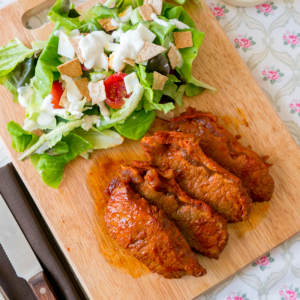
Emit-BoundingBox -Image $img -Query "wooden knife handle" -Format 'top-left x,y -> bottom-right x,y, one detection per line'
28,271 -> 57,300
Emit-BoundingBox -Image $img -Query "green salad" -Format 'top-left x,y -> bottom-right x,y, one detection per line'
1,0 -> 216,188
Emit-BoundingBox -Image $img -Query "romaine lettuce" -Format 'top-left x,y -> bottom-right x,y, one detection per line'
90,3 -> 119,19
0,39 -> 37,77
148,19 -> 176,45
18,119 -> 85,161
0,41 -> 43,101
115,109 -> 156,140
73,127 -> 124,148
35,133 -> 92,188
7,121 -> 37,152
48,0 -> 82,31
163,4 -> 196,29
46,141 -> 69,156
35,22 -> 62,97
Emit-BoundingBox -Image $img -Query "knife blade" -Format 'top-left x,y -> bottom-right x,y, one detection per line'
0,285 -> 9,300
0,195 -> 56,300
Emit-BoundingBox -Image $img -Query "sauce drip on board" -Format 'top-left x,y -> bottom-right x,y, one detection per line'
230,202 -> 271,239
220,107 -> 250,132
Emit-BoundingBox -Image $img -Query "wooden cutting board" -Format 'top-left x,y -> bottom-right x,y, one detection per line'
1,0 -> 300,299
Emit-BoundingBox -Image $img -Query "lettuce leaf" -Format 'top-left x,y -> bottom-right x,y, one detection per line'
36,133 -> 92,188
186,82 -> 205,97
62,132 -> 92,161
18,119 -> 85,161
135,65 -> 174,113
48,0 -> 82,31
35,22 -> 62,97
148,19 -> 176,45
78,19 -> 103,33
0,73 -> 18,102
175,28 -> 204,81
163,4 -> 196,29
90,4 -> 119,19
173,28 -> 217,94
73,127 -> 124,148
0,40 -> 43,101
25,79 -> 44,121
118,0 -> 137,12
188,76 -> 217,94
130,7 -> 144,24
0,54 -> 41,103
162,83 -> 186,106
114,109 -> 156,140
37,154 -> 67,188
7,121 -> 37,152
46,141 -> 69,156
0,39 -> 37,77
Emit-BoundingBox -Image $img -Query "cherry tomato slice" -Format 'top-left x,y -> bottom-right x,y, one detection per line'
104,73 -> 131,109
81,63 -> 90,71
50,81 -> 64,109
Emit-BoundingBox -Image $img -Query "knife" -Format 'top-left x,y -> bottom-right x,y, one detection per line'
0,195 -> 56,300
0,285 -> 9,300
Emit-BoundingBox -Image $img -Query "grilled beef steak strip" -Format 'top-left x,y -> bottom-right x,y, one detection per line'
105,178 -> 206,279
170,107 -> 274,202
120,161 -> 229,259
141,131 -> 252,222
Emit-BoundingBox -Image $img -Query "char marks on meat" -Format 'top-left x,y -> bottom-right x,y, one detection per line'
141,131 -> 252,223
120,161 -> 229,259
105,178 -> 206,279
170,107 -> 274,202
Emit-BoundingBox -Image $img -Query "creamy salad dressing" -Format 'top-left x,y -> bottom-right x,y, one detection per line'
98,102 -> 110,119
82,115 -> 101,131
23,118 -> 38,131
37,94 -> 66,127
151,13 -> 169,27
17,85 -> 34,107
51,8 -> 189,126
61,75 -> 82,103
110,23 -> 156,72
169,19 -> 190,29
79,31 -> 113,70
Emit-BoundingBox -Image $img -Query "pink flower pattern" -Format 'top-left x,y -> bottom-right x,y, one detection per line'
262,66 -> 284,84
209,2 -> 229,21
227,291 -> 250,300
279,285 -> 300,300
256,2 -> 277,16
289,99 -> 300,116
283,31 -> 300,49
234,34 -> 256,52
252,252 -> 275,270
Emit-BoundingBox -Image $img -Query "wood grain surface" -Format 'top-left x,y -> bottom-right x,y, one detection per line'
1,0 -> 300,299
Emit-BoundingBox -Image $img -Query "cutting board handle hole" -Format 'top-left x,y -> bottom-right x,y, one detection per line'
21,0 -> 56,30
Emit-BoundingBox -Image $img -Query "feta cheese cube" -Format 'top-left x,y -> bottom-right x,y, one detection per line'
124,72 -> 139,94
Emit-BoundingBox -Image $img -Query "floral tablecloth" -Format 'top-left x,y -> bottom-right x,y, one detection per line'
1,0 -> 300,299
